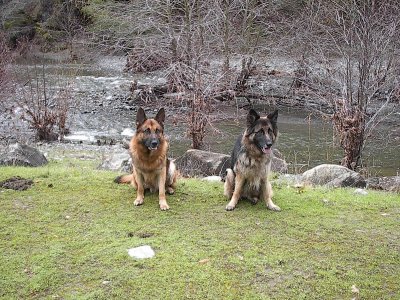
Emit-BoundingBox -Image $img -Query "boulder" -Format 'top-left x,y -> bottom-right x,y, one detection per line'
301,164 -> 366,188
275,174 -> 303,186
175,149 -> 230,178
366,176 -> 400,193
271,156 -> 288,174
0,143 -> 48,167
270,149 -> 288,173
98,150 -> 131,173
175,149 -> 288,178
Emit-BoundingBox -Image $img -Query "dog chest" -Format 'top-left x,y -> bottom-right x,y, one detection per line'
234,152 -> 271,177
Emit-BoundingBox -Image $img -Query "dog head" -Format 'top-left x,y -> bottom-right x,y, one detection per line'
135,107 -> 165,151
246,108 -> 278,154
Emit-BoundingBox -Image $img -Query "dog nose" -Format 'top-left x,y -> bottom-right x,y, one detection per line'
151,140 -> 158,148
266,141 -> 273,148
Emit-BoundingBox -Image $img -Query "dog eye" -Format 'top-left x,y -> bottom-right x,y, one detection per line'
144,128 -> 151,134
155,129 -> 160,134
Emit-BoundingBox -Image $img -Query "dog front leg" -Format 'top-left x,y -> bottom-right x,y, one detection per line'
158,167 -> 169,211
134,172 -> 145,206
261,180 -> 280,211
226,173 -> 244,211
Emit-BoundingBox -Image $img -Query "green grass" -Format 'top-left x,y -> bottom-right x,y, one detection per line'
0,159 -> 399,299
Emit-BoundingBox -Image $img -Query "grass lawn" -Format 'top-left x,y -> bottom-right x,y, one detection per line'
0,159 -> 399,299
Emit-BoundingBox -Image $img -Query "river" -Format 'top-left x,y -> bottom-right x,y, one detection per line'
5,52 -> 399,176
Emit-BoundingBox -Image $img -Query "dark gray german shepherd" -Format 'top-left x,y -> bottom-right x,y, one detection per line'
224,108 -> 281,211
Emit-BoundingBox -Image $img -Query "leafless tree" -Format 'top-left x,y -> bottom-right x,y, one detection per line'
289,0 -> 400,170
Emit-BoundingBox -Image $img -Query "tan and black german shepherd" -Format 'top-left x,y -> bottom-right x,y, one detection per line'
224,108 -> 281,211
115,107 -> 178,210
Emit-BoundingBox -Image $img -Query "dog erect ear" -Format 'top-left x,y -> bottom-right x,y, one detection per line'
268,110 -> 278,136
246,109 -> 260,135
247,109 -> 260,128
136,107 -> 147,129
155,107 -> 165,128
268,109 -> 278,125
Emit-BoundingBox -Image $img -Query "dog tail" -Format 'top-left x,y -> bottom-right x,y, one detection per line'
114,174 -> 133,184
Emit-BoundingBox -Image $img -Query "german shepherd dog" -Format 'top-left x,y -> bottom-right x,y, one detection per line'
224,109 -> 281,211
115,107 -> 178,210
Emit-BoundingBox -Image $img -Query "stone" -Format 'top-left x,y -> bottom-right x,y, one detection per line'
175,149 -> 288,178
98,149 -> 131,173
271,156 -> 288,174
0,143 -> 48,167
354,188 -> 368,195
175,149 -> 230,178
202,176 -> 222,182
301,164 -> 366,188
127,245 -> 155,259
275,174 -> 303,186
366,176 -> 400,193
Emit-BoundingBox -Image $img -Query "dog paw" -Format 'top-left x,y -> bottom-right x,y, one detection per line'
166,187 -> 175,195
225,204 -> 236,211
134,198 -> 144,206
267,204 -> 281,211
159,203 -> 170,210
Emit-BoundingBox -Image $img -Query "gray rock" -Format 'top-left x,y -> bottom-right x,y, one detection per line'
301,164 -> 366,188
175,149 -> 230,178
272,148 -> 284,159
202,176 -> 222,182
366,176 -> 400,193
0,143 -> 48,167
268,149 -> 289,173
175,149 -> 288,178
271,156 -> 288,174
275,173 -> 303,186
98,149 -> 131,173
354,188 -> 368,195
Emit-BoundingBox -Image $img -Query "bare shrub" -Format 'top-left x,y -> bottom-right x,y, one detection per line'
17,64 -> 73,141
165,62 -> 195,93
1,39 -> 75,142
289,0 -> 400,170
125,39 -> 171,73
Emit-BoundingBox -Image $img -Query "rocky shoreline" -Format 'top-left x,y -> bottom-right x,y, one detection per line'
1,143 -> 399,193
1,49 -> 399,178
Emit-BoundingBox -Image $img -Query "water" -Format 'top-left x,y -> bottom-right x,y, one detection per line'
8,54 -> 399,177
165,106 -> 399,176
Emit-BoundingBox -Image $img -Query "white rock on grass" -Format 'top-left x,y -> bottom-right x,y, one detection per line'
127,245 -> 155,259
202,176 -> 222,182
354,188 -> 368,195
